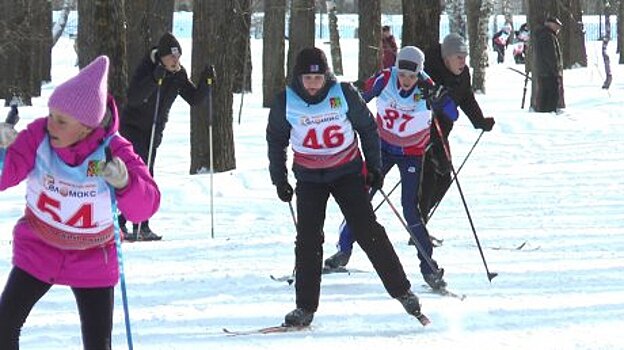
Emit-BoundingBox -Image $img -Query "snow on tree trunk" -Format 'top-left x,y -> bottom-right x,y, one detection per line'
466,0 -> 492,94
447,0 -> 467,38
52,0 -> 71,47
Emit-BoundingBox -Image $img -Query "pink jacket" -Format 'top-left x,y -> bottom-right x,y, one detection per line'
0,96 -> 160,288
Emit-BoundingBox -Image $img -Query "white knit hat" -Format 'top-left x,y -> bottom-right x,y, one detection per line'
395,46 -> 424,74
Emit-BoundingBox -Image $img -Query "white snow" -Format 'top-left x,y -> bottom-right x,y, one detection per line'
1,29 -> 624,350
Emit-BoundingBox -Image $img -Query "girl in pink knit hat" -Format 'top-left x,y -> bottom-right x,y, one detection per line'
0,55 -> 160,349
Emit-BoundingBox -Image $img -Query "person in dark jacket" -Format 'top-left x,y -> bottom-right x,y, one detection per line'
266,47 -> 424,327
119,32 -> 212,241
419,33 -> 495,221
532,17 -> 564,113
381,25 -> 398,69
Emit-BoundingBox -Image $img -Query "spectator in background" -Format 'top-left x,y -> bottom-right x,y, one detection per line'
381,25 -> 398,69
492,23 -> 512,64
533,17 -> 565,113
119,32 -> 213,241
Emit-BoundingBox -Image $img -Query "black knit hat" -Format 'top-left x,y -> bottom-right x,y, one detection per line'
293,47 -> 329,76
157,32 -> 182,58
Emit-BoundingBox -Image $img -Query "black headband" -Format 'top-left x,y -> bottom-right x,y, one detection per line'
398,60 -> 418,72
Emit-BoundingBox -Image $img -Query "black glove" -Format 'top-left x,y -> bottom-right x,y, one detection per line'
171,67 -> 189,85
200,64 -> 216,85
365,166 -> 384,191
6,104 -> 19,126
276,182 -> 294,202
428,85 -> 450,110
479,117 -> 495,132
153,64 -> 168,82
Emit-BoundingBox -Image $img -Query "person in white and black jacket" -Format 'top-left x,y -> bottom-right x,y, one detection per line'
266,47 -> 423,328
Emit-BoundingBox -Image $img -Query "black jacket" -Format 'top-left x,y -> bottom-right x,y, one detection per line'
121,49 -> 208,134
423,44 -> 488,135
533,25 -> 562,78
267,74 -> 380,185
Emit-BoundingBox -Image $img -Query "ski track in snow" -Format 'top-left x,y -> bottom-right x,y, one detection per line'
0,34 -> 623,350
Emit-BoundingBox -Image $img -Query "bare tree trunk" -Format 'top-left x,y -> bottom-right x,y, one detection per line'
77,0 -> 128,109
232,0 -> 253,93
124,0 -> 174,72
40,0 -> 52,83
618,0 -> 624,63
190,0 -> 236,174
447,0 -> 467,38
401,0 -> 441,54
559,0 -> 587,69
327,1 -> 343,75
262,0 -> 286,108
358,0 -> 380,83
0,0 -> 33,105
287,0 -> 316,83
601,0 -> 612,89
466,0 -> 492,93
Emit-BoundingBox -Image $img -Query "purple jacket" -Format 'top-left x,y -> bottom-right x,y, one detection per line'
0,96 -> 160,288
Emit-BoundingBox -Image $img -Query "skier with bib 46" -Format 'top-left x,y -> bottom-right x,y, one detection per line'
267,47 -> 427,327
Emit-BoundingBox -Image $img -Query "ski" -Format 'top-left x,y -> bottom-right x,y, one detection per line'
489,241 -> 540,252
223,325 -> 309,336
421,285 -> 466,301
270,274 -> 294,284
270,266 -> 366,284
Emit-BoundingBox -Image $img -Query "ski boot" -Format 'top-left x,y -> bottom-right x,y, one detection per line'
137,224 -> 162,241
423,268 -> 447,290
324,250 -> 351,269
283,308 -> 314,327
396,290 -> 421,317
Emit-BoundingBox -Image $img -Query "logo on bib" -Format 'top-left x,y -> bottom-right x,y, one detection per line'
329,97 -> 342,109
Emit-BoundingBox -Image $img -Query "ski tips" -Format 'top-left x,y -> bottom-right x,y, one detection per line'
416,313 -> 431,326
487,272 -> 499,281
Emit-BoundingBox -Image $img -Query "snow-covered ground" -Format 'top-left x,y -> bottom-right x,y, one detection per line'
1,31 -> 624,349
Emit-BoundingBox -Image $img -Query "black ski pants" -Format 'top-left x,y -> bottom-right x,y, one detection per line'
0,267 -> 114,350
294,172 -> 411,312
118,123 -> 163,228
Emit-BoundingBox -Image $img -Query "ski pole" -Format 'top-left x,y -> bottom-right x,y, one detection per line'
136,76 -> 163,238
432,117 -> 497,282
506,67 -> 531,109
378,188 -> 441,274
372,178 -> 400,213
105,148 -> 134,350
287,200 -> 297,228
287,200 -> 297,285
205,70 -> 215,239
426,130 -> 484,222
